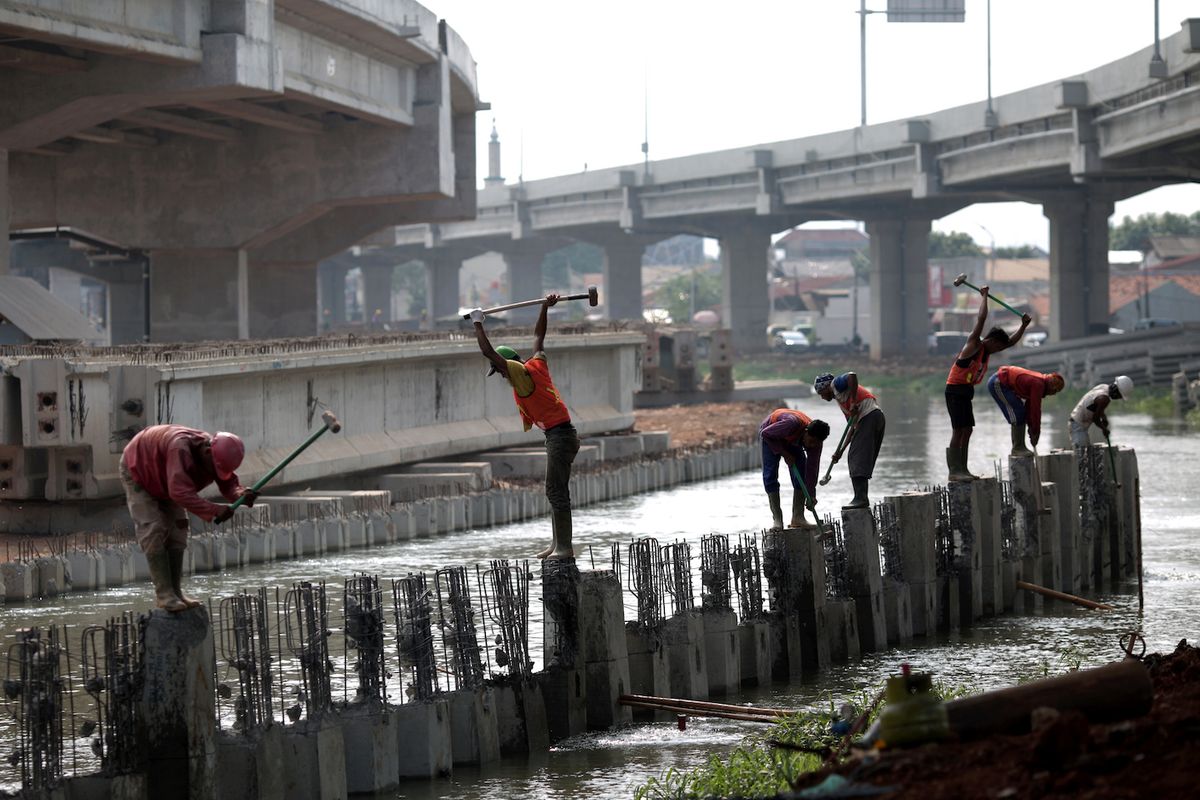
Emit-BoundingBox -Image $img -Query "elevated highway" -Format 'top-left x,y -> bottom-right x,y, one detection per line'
0,0 -> 480,340
375,19 -> 1200,357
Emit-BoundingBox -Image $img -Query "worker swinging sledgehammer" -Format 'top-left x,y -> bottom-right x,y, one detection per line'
759,409 -> 831,530
120,426 -> 258,612
471,294 -> 580,559
987,366 -> 1065,456
944,284 -> 1031,481
1068,375 -> 1132,447
814,371 -> 886,509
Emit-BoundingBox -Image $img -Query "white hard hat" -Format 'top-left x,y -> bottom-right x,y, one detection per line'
1113,375 -> 1133,398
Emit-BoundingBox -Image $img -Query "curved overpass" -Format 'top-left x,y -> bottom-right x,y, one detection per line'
0,0 -> 481,341
384,18 -> 1200,357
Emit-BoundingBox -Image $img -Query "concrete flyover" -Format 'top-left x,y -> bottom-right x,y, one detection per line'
0,0 -> 481,341
365,19 -> 1200,358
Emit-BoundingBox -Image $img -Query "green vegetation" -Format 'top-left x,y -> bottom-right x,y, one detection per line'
634,681 -> 973,800
993,244 -> 1041,258
392,261 -> 427,318
928,231 -> 985,258
656,268 -> 723,325
1109,210 -> 1200,252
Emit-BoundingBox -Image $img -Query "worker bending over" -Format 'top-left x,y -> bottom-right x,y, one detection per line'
120,426 -> 257,612
759,408 -> 831,530
988,366 -> 1065,456
472,294 -> 580,559
814,371 -> 885,509
1068,375 -> 1132,447
944,285 -> 1031,481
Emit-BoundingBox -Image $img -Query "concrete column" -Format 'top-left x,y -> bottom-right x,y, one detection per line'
947,482 -> 983,626
764,529 -> 829,673
540,557 -> 586,741
1043,196 -> 1114,341
150,249 -> 247,341
579,571 -> 632,729
1009,456 -> 1044,613
248,261 -> 317,338
600,238 -> 645,320
718,227 -> 772,354
1114,447 -> 1140,581
972,477 -> 1005,616
663,611 -> 709,699
1040,451 -> 1082,594
139,607 -> 217,800
888,491 -> 937,637
0,149 -> 9,275
317,262 -> 347,331
841,508 -> 887,652
502,243 -> 551,326
625,623 -> 670,720
866,217 -> 931,360
360,263 -> 393,329
425,254 -> 462,325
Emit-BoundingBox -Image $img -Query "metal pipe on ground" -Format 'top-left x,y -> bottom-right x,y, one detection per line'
1015,580 -> 1114,610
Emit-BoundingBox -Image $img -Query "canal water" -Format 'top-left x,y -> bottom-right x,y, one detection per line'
1,392 -> 1197,798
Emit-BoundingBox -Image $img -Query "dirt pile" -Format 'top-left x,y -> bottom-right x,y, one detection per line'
788,641 -> 1200,800
633,400 -> 777,449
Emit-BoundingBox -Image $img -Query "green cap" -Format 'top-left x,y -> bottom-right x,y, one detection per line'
489,345 -> 521,375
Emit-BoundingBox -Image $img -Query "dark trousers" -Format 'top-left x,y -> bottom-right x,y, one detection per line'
761,439 -> 807,494
848,408 -> 885,479
544,423 -> 580,512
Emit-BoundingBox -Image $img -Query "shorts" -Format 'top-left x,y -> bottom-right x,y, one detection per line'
944,383 -> 975,429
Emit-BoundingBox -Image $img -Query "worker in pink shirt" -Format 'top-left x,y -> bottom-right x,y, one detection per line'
120,425 -> 257,611
988,366 -> 1065,456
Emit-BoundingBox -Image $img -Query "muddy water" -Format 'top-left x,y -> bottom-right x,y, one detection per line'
1,392 -> 1197,799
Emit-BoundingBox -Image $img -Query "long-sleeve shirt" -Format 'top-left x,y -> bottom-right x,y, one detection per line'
123,425 -> 243,521
997,366 -> 1051,439
759,409 -> 822,496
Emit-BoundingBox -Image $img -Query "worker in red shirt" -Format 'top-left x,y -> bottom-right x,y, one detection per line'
120,426 -> 257,611
471,294 -> 580,560
759,408 -> 831,529
987,366 -> 1065,456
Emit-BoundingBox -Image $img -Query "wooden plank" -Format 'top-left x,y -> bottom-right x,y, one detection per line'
191,100 -> 324,134
122,109 -> 240,142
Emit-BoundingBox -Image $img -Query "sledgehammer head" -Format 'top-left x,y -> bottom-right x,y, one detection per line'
587,285 -> 599,307
953,273 -> 968,287
321,410 -> 342,434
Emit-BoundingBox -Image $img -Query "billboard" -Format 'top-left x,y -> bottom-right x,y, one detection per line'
886,0 -> 965,23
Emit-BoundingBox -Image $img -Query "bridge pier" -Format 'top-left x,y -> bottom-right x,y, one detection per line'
361,263 -> 394,329
502,242 -> 555,326
151,249 -> 248,341
600,237 -> 647,321
867,217 -> 930,360
1044,195 -> 1113,342
318,262 -> 348,330
425,254 -> 463,325
718,227 -> 771,354
0,149 -> 8,275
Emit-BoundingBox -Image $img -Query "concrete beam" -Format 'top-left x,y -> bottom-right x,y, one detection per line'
0,43 -> 89,74
192,99 -> 324,134
0,2 -> 204,64
122,109 -> 241,142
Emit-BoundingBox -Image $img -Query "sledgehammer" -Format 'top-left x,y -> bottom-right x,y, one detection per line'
227,410 -> 342,514
953,274 -> 1023,318
462,286 -> 600,319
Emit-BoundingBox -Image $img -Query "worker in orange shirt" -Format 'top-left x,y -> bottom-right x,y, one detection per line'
471,294 -> 580,559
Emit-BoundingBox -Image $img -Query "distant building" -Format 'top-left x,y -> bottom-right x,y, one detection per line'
1145,235 -> 1200,267
775,228 -> 868,262
1109,275 -> 1200,330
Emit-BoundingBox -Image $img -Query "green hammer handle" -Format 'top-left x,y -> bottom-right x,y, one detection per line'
956,276 -> 1023,317
228,410 -> 343,513
1104,431 -> 1122,488
788,462 -> 825,530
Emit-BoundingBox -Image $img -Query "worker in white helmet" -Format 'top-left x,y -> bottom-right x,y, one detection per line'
1068,375 -> 1133,447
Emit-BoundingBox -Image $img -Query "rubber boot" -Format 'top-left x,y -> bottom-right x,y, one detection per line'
548,509 -> 574,559
843,477 -> 870,509
146,551 -> 188,613
947,447 -> 973,482
959,444 -> 981,480
1010,424 -> 1033,457
536,509 -> 557,559
168,548 -> 201,608
768,492 -> 785,530
790,492 -> 815,529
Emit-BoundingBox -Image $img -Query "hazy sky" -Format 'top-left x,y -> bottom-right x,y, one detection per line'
435,0 -> 1200,249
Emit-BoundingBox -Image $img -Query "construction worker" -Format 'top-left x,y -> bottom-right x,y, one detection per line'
987,366 -> 1065,456
945,285 -> 1032,481
471,294 -> 580,559
1069,375 -> 1133,447
120,426 -> 257,612
814,372 -> 885,509
759,409 -> 831,530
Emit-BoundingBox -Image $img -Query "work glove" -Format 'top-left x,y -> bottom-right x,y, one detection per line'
544,293 -> 560,306
213,506 -> 234,525
469,308 -> 485,324
238,488 -> 259,508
